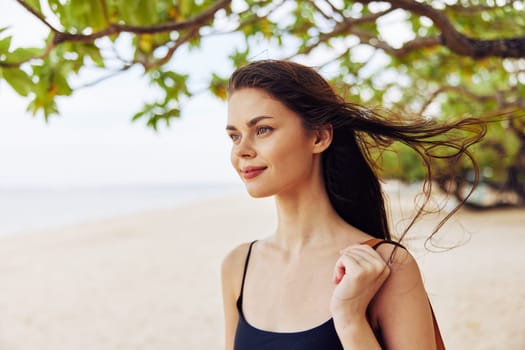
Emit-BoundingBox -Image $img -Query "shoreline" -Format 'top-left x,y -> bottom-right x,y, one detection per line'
0,183 -> 243,238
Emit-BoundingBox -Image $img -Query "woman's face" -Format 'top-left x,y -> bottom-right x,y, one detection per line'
226,88 -> 322,198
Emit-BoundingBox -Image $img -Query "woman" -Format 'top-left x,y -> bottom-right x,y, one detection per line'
221,60 -> 483,349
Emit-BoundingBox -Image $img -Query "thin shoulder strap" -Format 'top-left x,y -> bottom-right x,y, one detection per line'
361,238 -> 405,250
361,238 -> 446,350
239,240 -> 257,301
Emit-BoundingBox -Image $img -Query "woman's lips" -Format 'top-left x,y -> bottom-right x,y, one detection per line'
241,166 -> 267,180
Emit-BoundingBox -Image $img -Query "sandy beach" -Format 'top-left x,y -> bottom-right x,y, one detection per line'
0,190 -> 523,349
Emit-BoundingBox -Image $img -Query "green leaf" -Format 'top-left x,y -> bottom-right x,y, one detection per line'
82,44 -> 104,67
43,101 -> 59,120
136,0 -> 158,25
179,0 -> 194,18
54,73 -> 72,96
3,68 -> 33,96
138,34 -> 154,53
118,0 -> 144,24
132,110 -> 145,122
8,47 -> 43,62
24,0 -> 42,14
229,47 -> 250,68
88,0 -> 107,29
209,73 -> 228,100
0,36 -> 12,53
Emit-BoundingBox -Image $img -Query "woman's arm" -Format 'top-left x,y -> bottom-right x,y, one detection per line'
221,243 -> 250,350
371,244 -> 437,349
331,244 -> 437,350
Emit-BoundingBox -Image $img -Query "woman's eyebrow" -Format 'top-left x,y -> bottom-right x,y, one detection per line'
226,116 -> 273,131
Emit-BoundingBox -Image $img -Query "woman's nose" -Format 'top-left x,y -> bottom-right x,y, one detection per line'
234,138 -> 256,158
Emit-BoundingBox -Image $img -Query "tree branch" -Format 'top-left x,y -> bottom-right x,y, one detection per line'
145,28 -> 200,70
203,0 -> 289,41
358,0 -> 525,58
352,28 -> 441,57
75,64 -> 132,89
446,2 -> 513,15
325,0 -> 345,18
294,0 -> 524,60
292,7 -> 395,57
418,85 -> 523,115
16,0 -> 60,33
51,0 -> 230,45
306,0 -> 338,22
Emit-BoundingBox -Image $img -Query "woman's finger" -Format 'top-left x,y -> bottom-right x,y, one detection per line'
341,245 -> 388,269
343,246 -> 385,269
333,253 -> 362,283
335,246 -> 390,285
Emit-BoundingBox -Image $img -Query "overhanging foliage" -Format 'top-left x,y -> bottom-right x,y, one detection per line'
1,0 -> 524,206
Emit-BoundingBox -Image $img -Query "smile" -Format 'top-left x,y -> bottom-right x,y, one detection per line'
241,166 -> 267,180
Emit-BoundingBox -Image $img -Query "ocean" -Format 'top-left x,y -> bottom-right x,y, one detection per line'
0,183 -> 243,237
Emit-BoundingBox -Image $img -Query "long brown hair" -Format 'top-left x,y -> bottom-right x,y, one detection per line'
228,60 -> 485,245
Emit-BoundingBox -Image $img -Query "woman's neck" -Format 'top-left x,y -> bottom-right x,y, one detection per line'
271,179 -> 358,254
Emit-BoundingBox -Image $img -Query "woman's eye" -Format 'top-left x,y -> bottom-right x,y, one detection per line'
228,134 -> 241,142
256,126 -> 273,136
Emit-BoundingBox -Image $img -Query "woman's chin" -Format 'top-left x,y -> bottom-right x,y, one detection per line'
245,185 -> 273,198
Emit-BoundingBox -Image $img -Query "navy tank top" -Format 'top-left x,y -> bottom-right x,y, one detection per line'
233,240 -> 345,349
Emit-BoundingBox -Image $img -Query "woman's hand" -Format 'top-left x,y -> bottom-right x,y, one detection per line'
330,244 -> 390,326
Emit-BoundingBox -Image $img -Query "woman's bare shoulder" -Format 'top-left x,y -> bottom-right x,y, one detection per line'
370,241 -> 428,317
221,242 -> 254,297
374,242 -> 422,291
374,241 -> 415,266
370,243 -> 437,349
222,242 -> 253,272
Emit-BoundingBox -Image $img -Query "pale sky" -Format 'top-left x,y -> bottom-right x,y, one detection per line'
0,1 -> 243,188
0,2 -> 411,188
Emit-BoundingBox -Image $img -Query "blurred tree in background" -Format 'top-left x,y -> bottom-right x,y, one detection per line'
1,0 -> 524,207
